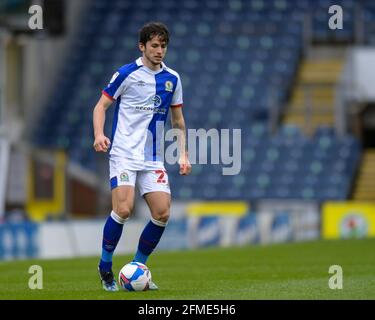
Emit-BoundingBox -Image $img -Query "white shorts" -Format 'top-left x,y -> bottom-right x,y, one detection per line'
109,158 -> 170,196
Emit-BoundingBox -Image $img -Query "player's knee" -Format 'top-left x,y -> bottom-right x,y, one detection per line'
153,209 -> 170,223
115,205 -> 132,219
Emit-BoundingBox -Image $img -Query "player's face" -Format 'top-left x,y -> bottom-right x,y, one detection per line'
140,36 -> 167,67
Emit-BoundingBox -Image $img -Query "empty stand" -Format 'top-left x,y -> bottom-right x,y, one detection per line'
34,0 -> 365,202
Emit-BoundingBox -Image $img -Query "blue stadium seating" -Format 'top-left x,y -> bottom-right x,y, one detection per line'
33,0 -> 364,202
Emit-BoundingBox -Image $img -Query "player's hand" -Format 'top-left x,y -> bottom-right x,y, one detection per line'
178,153 -> 191,175
93,134 -> 111,152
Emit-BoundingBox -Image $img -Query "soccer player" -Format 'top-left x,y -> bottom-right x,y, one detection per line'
92,22 -> 191,292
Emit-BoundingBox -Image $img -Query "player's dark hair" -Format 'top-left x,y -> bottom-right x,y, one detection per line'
139,22 -> 170,45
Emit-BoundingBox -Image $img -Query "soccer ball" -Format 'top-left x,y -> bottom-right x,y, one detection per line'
118,262 -> 152,291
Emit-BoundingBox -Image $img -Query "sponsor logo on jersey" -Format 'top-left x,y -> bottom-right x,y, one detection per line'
145,95 -> 162,107
152,95 -> 162,107
135,106 -> 167,114
136,106 -> 153,112
154,107 -> 167,115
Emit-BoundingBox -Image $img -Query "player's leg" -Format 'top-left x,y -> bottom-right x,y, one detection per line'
133,191 -> 171,264
131,170 -> 170,290
98,165 -> 136,291
134,191 -> 170,291
98,185 -> 135,291
99,185 -> 135,272
133,170 -> 171,265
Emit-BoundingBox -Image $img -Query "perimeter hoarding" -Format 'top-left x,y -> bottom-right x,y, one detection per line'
322,202 -> 375,239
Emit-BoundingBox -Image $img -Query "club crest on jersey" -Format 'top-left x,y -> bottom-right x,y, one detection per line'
165,81 -> 173,92
120,172 -> 129,182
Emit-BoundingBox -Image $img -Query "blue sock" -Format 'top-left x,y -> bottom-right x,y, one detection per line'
133,218 -> 167,265
99,211 -> 126,272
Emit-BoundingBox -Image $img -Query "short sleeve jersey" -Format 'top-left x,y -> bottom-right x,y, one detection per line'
102,57 -> 183,170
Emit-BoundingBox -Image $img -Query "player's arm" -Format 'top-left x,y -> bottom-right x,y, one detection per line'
170,106 -> 191,175
92,94 -> 113,152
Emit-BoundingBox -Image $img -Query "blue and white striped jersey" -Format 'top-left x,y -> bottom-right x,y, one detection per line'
102,57 -> 183,170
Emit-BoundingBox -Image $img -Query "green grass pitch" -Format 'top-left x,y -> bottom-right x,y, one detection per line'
0,239 -> 374,300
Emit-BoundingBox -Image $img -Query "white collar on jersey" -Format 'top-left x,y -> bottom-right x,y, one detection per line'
136,57 -> 168,72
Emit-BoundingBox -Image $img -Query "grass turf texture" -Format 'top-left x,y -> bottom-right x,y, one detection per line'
0,239 -> 374,300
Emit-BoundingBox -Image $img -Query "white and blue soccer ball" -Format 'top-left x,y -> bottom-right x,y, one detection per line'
118,262 -> 152,291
